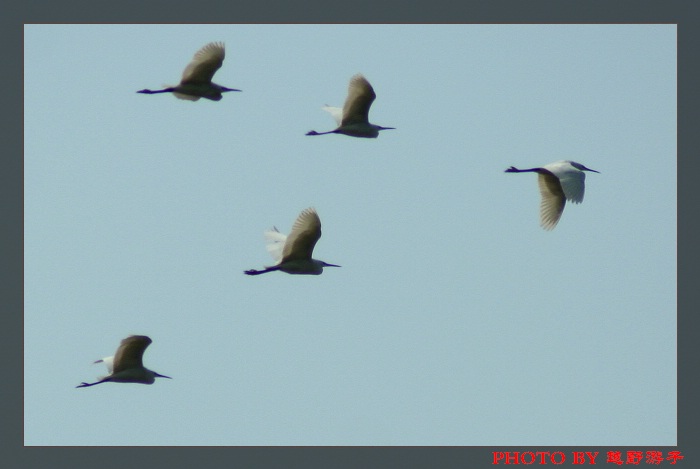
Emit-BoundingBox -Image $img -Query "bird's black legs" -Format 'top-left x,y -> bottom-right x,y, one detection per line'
244,266 -> 280,275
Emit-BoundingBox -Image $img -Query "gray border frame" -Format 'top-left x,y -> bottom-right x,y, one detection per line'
13,1 -> 691,467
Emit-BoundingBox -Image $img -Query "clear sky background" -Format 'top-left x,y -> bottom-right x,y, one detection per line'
24,24 -> 676,446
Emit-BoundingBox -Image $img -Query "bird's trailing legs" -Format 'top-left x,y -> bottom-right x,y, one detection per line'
76,379 -> 109,388
505,166 -> 542,174
137,88 -> 176,95
244,266 -> 282,276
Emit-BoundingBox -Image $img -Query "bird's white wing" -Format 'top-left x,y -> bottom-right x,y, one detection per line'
537,173 -> 566,230
94,356 -> 114,374
113,335 -> 151,373
341,74 -> 376,125
282,207 -> 322,262
181,42 -> 225,85
158,82 -> 201,101
172,92 -> 201,101
264,227 -> 287,263
557,170 -> 586,204
321,106 -> 343,126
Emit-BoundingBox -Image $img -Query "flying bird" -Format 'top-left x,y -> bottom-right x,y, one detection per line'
245,207 -> 340,275
76,335 -> 171,387
505,160 -> 600,230
306,74 -> 394,138
137,42 -> 240,101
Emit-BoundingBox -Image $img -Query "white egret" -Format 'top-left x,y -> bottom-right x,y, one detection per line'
76,335 -> 171,387
137,42 -> 240,101
245,207 -> 340,275
505,160 -> 600,230
306,74 -> 394,138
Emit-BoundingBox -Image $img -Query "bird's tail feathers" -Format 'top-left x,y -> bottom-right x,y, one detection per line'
94,356 -> 114,373
264,228 -> 287,261
321,106 -> 343,125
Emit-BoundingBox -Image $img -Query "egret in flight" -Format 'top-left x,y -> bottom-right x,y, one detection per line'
245,207 -> 340,275
76,335 -> 171,387
137,42 -> 240,101
306,74 -> 394,138
505,160 -> 600,230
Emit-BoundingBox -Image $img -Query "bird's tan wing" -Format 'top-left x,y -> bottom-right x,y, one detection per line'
112,335 -> 152,373
180,42 -> 225,85
341,74 -> 376,126
538,172 -> 566,230
281,208 -> 322,262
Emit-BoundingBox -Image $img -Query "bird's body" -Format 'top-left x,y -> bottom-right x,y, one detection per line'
245,207 -> 340,276
137,42 -> 240,101
306,74 -> 394,138
76,335 -> 171,387
505,160 -> 599,230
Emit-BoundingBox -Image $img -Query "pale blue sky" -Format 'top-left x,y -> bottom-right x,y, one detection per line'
24,24 -> 676,446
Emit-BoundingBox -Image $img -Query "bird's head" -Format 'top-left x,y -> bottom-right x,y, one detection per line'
570,162 -> 600,173
219,85 -> 242,93
312,260 -> 341,274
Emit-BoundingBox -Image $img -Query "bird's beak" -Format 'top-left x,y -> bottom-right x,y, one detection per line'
380,126 -> 396,130
155,372 -> 172,379
585,167 -> 600,173
324,263 -> 341,268
221,87 -> 242,92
